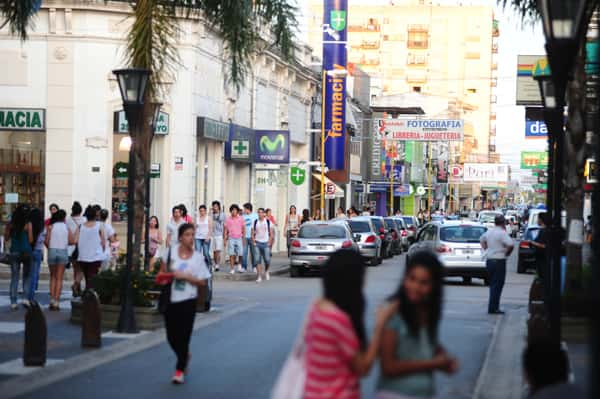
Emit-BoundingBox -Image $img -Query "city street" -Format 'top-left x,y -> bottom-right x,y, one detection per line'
0,250 -> 532,399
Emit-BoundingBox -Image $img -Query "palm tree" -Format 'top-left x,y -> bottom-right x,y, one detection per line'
1,0 -> 298,269
500,0 -> 596,298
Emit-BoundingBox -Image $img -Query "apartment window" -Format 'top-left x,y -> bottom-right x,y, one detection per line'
407,52 -> 427,66
467,88 -> 477,94
407,26 -> 428,49
412,86 -> 422,93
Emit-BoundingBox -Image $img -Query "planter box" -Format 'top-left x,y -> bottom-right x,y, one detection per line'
70,300 -> 163,330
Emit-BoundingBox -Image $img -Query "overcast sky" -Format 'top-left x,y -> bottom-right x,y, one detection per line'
295,0 -> 547,178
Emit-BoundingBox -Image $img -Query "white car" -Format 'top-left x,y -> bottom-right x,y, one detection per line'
478,211 -> 510,234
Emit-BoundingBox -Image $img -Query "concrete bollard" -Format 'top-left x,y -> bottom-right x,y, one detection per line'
81,289 -> 102,348
23,300 -> 47,366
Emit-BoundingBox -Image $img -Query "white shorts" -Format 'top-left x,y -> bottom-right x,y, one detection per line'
212,235 -> 224,252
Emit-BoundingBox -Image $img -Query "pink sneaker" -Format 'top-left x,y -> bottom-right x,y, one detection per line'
172,370 -> 185,384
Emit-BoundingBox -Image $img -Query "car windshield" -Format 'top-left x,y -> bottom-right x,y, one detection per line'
371,219 -> 384,231
440,226 -> 487,243
524,228 -> 540,241
348,221 -> 371,233
479,213 -> 500,223
384,219 -> 396,229
401,217 -> 414,227
298,225 -> 347,239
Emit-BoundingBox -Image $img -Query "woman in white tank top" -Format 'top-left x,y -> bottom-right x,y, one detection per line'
194,205 -> 212,267
75,206 -> 106,290
44,209 -> 74,310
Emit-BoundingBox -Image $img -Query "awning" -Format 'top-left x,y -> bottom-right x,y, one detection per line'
312,173 -> 345,198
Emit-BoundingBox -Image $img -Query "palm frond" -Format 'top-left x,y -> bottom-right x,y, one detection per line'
498,0 -> 540,24
0,0 -> 42,41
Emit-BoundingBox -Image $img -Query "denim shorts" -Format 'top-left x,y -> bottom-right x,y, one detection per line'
254,242 -> 271,266
227,238 -> 243,257
48,248 -> 69,265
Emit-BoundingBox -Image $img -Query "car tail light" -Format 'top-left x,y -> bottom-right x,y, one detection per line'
341,240 -> 353,248
436,245 -> 452,253
380,234 -> 385,240
379,227 -> 385,233
392,231 -> 398,240
291,239 -> 301,248
365,235 -> 376,243
519,241 -> 530,249
409,226 -> 416,231
401,230 -> 407,237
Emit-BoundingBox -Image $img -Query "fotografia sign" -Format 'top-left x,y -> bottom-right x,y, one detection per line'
375,119 -> 464,141
463,163 -> 509,183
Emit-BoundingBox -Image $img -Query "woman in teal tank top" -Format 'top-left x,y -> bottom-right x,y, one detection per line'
376,251 -> 459,399
3,205 -> 33,310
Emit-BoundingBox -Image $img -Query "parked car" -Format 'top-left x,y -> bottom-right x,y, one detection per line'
400,216 -> 419,244
392,217 -> 410,251
517,226 -> 540,274
346,217 -> 383,266
384,218 -> 403,255
369,216 -> 393,258
290,221 -> 359,277
407,221 -> 489,285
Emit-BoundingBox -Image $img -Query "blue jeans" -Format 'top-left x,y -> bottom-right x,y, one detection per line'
486,259 -> 506,313
29,249 -> 43,301
10,252 -> 32,305
254,242 -> 271,268
242,238 -> 256,270
194,239 -> 212,267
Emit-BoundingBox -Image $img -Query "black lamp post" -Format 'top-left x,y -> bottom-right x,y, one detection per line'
144,102 -> 162,270
536,0 -> 589,350
113,67 -> 151,333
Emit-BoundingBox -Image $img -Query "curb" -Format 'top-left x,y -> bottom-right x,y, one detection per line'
212,265 -> 290,281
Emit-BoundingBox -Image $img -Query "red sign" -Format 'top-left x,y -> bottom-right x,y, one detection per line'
325,182 -> 336,195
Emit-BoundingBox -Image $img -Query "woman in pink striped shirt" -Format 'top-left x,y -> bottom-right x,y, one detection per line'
304,250 -> 397,398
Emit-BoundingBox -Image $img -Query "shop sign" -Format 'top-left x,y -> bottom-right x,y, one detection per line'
225,124 -> 253,163
368,183 -> 389,193
322,0 -> 348,171
174,157 -> 183,171
0,108 -> 45,131
353,184 -> 364,193
254,130 -> 290,164
521,151 -> 548,169
290,166 -> 306,186
375,118 -> 464,141
516,55 -> 548,106
196,117 -> 229,142
525,120 -> 548,139
114,110 -> 169,135
150,163 -> 160,178
463,163 -> 509,183
394,184 -> 412,197
4,193 -> 19,204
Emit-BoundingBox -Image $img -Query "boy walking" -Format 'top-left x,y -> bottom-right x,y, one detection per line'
242,203 -> 258,272
252,208 -> 275,282
224,204 -> 245,274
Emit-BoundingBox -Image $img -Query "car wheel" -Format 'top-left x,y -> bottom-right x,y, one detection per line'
517,261 -> 526,274
290,266 -> 301,278
204,301 -> 211,312
463,276 -> 472,285
483,277 -> 490,286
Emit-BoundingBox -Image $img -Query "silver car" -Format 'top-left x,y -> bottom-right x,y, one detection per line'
290,221 -> 359,277
399,215 -> 419,244
391,217 -> 410,251
346,217 -> 382,266
407,221 -> 489,285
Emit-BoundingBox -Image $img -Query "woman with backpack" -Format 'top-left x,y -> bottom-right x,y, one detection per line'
28,208 -> 46,303
75,205 -> 106,290
67,201 -> 86,297
45,209 -> 74,310
4,205 -> 33,310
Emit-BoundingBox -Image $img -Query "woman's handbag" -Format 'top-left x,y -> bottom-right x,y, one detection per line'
0,237 -> 10,264
156,248 -> 173,314
270,304 -> 312,399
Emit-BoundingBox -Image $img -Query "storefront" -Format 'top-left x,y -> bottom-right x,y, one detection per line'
0,108 -> 46,229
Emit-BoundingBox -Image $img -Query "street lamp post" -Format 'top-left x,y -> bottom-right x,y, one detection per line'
113,68 -> 151,333
536,0 -> 589,350
144,102 -> 162,270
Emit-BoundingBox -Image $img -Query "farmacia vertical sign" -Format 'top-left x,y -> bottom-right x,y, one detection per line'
323,0 -> 347,171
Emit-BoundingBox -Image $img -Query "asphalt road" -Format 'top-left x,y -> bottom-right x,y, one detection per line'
9,249 -> 531,399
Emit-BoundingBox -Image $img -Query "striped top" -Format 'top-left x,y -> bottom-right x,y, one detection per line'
304,303 -> 360,399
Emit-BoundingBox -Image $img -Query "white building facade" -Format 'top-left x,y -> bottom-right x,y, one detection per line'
0,2 -> 317,252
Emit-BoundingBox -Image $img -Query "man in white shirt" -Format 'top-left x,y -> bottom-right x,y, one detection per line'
480,215 -> 514,314
252,208 -> 274,283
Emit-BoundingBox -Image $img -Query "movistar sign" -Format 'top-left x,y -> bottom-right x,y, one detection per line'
254,130 -> 290,164
0,108 -> 45,131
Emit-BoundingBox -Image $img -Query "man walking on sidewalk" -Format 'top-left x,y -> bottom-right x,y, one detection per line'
252,208 -> 274,283
242,203 -> 258,273
480,215 -> 514,314
224,204 -> 245,274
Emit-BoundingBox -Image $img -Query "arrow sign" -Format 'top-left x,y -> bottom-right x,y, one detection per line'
114,162 -> 128,178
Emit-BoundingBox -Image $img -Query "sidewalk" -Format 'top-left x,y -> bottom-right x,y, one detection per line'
0,252 -> 291,283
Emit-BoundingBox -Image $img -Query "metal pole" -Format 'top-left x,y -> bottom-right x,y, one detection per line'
428,143 -> 433,215
591,36 -> 600,399
320,69 -> 326,221
143,159 -> 151,271
117,105 -> 139,333
390,157 -> 394,216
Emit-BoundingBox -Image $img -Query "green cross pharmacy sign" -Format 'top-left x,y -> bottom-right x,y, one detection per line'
0,108 -> 45,131
290,166 -> 306,186
231,140 -> 249,159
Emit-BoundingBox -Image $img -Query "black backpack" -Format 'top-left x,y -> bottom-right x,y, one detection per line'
253,219 -> 271,239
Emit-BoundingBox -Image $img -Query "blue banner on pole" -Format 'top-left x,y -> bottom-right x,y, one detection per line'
323,0 -> 347,171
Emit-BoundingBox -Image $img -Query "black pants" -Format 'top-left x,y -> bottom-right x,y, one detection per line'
486,259 -> 506,313
164,298 -> 196,371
